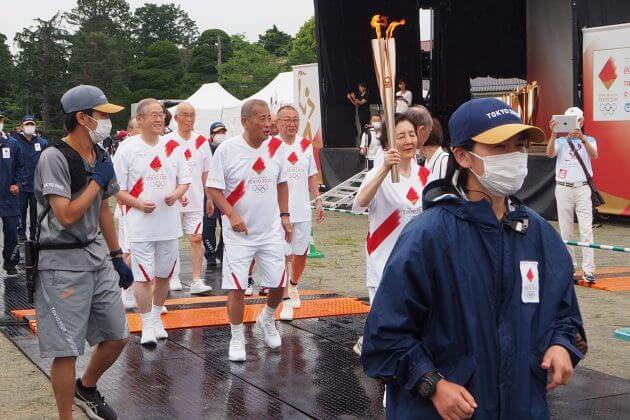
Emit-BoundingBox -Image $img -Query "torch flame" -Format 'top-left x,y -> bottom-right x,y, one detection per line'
370,14 -> 388,39
385,19 -> 406,39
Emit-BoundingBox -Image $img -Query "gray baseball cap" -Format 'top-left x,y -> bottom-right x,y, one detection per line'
60,85 -> 124,114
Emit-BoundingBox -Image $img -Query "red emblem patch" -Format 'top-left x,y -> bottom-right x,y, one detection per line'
406,187 -> 419,205
527,268 -> 535,282
149,156 -> 162,172
195,135 -> 206,149
252,157 -> 266,175
287,151 -> 299,165
300,138 -> 311,152
184,149 -> 192,161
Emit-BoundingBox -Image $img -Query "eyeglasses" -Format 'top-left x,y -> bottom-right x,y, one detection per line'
140,112 -> 166,120
279,118 -> 300,125
177,112 -> 195,119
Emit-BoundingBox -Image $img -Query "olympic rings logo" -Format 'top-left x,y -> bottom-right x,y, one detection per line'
599,103 -> 617,114
151,180 -> 167,189
288,173 -> 302,181
251,184 -> 269,193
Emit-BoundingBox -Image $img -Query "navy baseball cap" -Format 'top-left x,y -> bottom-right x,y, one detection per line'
448,98 -> 544,147
210,121 -> 227,133
22,115 -> 36,124
60,85 -> 124,114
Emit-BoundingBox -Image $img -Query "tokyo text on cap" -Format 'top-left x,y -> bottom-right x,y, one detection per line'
61,85 -> 124,114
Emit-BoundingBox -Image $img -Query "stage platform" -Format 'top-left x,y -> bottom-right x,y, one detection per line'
2,268 -> 630,419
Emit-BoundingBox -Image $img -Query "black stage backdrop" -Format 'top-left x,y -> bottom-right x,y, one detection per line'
314,0 -> 421,148
314,0 -> 527,148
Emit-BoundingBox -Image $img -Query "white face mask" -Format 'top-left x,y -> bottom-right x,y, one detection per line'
372,122 -> 382,130
0,122 -> 4,133
213,133 -> 227,143
23,125 -> 36,136
469,151 -> 528,197
86,116 -> 112,144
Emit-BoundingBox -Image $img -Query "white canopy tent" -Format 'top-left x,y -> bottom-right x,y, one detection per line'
167,82 -> 241,135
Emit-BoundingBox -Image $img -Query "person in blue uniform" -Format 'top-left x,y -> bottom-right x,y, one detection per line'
0,111 -> 26,275
14,115 -> 48,241
362,98 -> 586,420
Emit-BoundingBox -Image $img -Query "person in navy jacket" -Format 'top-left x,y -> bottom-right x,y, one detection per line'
0,111 -> 26,274
362,98 -> 586,420
14,115 -> 47,240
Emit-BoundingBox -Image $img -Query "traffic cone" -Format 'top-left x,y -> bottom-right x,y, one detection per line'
307,229 -> 324,258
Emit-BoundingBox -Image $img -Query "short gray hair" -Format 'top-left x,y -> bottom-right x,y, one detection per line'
405,105 -> 433,129
241,99 -> 269,118
277,105 -> 298,117
174,101 -> 195,116
136,98 -> 161,116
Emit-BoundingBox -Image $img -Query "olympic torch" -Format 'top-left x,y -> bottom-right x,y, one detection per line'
371,15 -> 405,183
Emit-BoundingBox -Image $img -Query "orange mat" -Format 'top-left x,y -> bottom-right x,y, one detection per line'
13,296 -> 370,334
164,289 -> 330,306
575,267 -> 630,292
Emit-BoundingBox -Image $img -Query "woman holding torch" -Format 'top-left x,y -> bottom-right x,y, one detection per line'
352,114 -> 430,355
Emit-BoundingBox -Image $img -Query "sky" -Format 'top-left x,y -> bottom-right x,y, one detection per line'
2,0 -> 315,52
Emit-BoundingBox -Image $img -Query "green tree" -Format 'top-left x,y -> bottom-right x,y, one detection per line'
230,33 -> 251,52
66,0 -> 133,38
288,17 -> 317,65
219,43 -> 287,99
133,3 -> 198,50
0,33 -> 15,99
258,25 -> 293,57
14,14 -> 70,129
180,29 -> 233,96
128,40 -> 184,102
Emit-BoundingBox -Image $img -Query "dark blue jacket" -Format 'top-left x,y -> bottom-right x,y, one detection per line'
0,133 -> 26,216
362,181 -> 585,420
14,132 -> 47,192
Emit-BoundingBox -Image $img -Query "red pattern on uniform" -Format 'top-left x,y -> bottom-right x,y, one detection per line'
126,178 -> 144,213
287,151 -> 299,165
418,166 -> 431,186
252,157 -> 266,174
226,180 -> 246,207
138,264 -> 151,282
268,137 -> 282,158
277,269 -> 286,288
300,138 -> 311,152
149,156 -> 162,172
406,187 -> 419,205
366,209 -> 401,255
167,259 -> 178,279
195,134 -> 206,149
164,139 -> 180,157
184,149 -> 192,161
231,273 -> 242,290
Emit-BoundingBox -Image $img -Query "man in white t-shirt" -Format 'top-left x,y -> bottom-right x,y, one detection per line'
546,106 -> 598,283
360,113 -> 384,170
395,79 -> 413,113
114,98 -> 191,346
207,99 -> 292,362
166,102 -> 214,295
275,105 -> 325,321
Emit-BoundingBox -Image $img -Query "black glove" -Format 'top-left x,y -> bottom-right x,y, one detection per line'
91,155 -> 115,189
112,256 -> 133,289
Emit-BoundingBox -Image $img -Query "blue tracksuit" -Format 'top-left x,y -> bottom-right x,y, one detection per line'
0,133 -> 25,265
14,132 -> 47,238
362,180 -> 585,419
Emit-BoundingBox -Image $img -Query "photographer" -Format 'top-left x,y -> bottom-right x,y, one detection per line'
33,85 -> 132,420
546,107 -> 598,283
359,113 -> 384,170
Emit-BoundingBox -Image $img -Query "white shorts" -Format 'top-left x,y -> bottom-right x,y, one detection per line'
222,241 -> 286,290
130,239 -> 179,282
118,212 -> 130,254
285,221 -> 311,256
181,211 -> 203,235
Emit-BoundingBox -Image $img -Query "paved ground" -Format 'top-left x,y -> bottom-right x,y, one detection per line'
0,211 -> 628,418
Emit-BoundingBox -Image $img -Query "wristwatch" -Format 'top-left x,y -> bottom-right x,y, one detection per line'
280,212 -> 290,218
417,371 -> 444,398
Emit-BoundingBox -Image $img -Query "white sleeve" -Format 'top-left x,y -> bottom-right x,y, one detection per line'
206,146 -> 226,190
406,90 -> 413,104
360,132 -> 367,148
202,142 -> 213,173
112,149 -> 129,191
351,169 -> 378,214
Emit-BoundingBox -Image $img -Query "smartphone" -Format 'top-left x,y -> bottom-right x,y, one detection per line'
552,115 -> 578,133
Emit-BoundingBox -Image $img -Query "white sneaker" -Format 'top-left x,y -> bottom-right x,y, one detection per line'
353,336 -> 363,356
170,276 -> 183,291
228,337 -> 247,362
190,280 -> 212,295
153,317 -> 168,340
244,277 -> 255,296
279,301 -> 294,321
288,285 -> 301,308
121,288 -> 136,310
140,323 -> 157,347
161,306 -> 168,314
256,314 -> 281,349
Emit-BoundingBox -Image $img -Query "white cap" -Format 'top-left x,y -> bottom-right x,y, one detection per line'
564,106 -> 584,120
